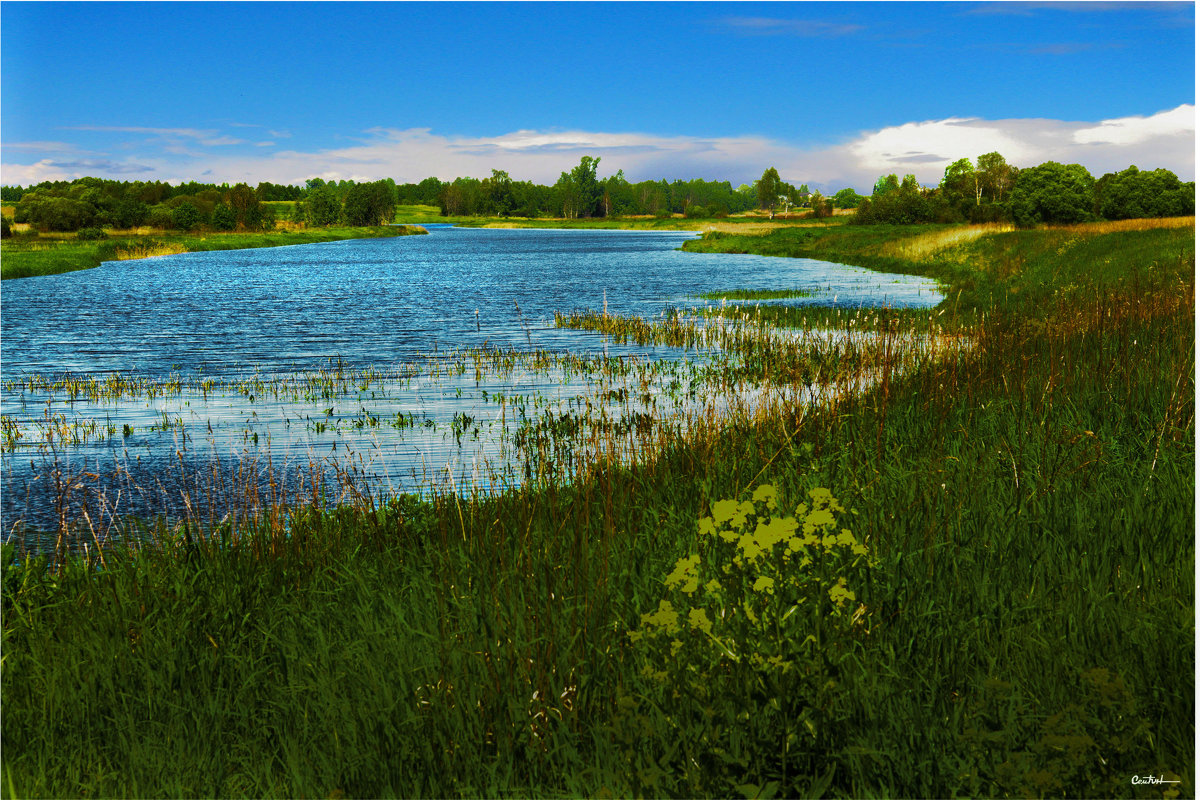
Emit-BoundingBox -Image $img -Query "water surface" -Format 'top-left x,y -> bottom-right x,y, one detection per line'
1,227 -> 942,542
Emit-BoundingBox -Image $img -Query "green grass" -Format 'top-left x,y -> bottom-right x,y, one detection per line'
0,225 -> 426,280
2,220 -> 1193,797
393,203 -> 445,222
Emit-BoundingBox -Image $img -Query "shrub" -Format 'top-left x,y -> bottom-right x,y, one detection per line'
147,206 -> 175,230
171,202 -> 201,231
75,227 -> 108,241
211,202 -> 236,231
0,217 -> 10,239
1009,161 -> 1095,227
621,484 -> 875,796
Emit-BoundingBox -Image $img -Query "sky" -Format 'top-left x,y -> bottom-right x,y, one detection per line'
1,1 -> 1194,193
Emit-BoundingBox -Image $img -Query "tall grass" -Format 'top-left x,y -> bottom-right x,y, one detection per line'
2,220 -> 1193,797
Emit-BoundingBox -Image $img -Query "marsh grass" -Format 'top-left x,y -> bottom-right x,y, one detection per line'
2,220 -> 1193,797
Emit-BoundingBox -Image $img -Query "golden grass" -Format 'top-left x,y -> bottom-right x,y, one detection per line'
1051,216 -> 1195,234
107,226 -> 159,236
115,243 -> 189,260
878,223 -> 1015,262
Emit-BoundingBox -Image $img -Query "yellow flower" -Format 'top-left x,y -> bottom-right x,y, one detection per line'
752,483 -> 779,510
664,554 -> 700,593
640,599 -> 680,633
752,575 -> 775,594
688,607 -> 713,634
828,577 -> 856,607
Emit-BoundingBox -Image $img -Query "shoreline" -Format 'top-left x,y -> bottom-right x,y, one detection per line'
0,224 -> 427,280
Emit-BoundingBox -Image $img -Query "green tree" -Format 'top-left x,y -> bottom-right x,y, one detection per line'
552,159 -> 602,219
112,196 -> 149,229
1009,161 -> 1095,226
809,190 -> 831,218
976,152 -> 1016,203
171,201 -> 201,231
1095,166 -> 1193,220
306,185 -> 342,226
941,158 -> 979,206
226,183 -> 263,230
211,202 -> 236,231
832,187 -> 864,209
343,180 -> 396,226
873,174 -> 901,196
480,169 -> 515,216
756,167 -> 782,218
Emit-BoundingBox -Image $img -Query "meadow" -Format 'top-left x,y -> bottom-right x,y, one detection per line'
1,216 -> 1193,797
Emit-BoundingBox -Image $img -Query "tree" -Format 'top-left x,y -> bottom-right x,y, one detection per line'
941,158 -> 979,206
809,190 -> 831,218
976,152 -> 1016,203
226,183 -> 263,230
832,188 -> 864,209
757,167 -> 782,218
172,201 -> 201,231
112,196 -> 149,229
1095,166 -> 1194,220
211,202 -> 236,231
480,169 -> 515,216
569,156 -> 602,217
873,174 -> 900,196
854,174 -> 952,225
307,185 -> 342,226
1009,161 -> 1095,226
343,180 -> 396,225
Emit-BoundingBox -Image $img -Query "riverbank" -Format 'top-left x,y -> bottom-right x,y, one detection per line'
0,224 -> 427,280
2,220 -> 1193,797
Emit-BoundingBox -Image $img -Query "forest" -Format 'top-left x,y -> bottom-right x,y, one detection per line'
1,151 -> 1193,237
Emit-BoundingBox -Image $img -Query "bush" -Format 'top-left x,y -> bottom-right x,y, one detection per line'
621,484 -> 874,795
0,217 -> 10,239
171,202 -> 201,231
76,227 -> 108,241
1009,161 -> 1095,227
147,206 -> 175,230
211,203 -> 236,231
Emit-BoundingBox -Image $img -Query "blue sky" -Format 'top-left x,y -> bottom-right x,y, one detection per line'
1,1 -> 1194,192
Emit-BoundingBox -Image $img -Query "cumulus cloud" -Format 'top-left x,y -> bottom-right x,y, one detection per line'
1073,104 -> 1195,145
2,106 -> 1193,191
810,104 -> 1194,189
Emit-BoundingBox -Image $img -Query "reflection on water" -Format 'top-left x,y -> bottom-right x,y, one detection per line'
1,228 -> 943,546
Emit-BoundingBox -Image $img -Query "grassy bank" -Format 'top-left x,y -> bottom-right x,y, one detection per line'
0,225 -> 426,280
2,220 -> 1193,797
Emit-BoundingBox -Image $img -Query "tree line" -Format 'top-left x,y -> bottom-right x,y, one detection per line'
2,152 -> 1192,236
852,152 -> 1194,226
1,177 -> 401,235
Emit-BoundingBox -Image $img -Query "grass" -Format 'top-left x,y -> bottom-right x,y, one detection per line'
1,219 -> 1193,797
0,225 -> 427,280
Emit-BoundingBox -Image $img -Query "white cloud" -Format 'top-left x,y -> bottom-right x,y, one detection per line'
811,105 -> 1194,189
1073,104 -> 1195,145
3,107 -> 1193,192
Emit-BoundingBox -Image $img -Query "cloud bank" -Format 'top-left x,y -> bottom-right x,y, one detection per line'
2,105 -> 1192,193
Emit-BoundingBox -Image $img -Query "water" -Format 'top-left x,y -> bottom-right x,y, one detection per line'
1,227 -> 941,543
